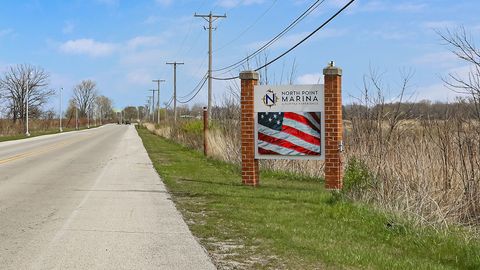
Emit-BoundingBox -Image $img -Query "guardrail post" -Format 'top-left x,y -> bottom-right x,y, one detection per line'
240,71 -> 260,186
323,61 -> 343,190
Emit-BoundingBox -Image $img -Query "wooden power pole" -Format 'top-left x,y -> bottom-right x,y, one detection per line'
166,61 -> 184,125
194,12 -> 226,119
152,80 -> 165,124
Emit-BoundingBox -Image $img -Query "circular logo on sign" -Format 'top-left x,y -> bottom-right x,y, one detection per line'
262,89 -> 277,107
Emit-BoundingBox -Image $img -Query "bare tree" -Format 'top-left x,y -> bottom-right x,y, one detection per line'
95,95 -> 114,122
0,64 -> 52,123
73,80 -> 98,117
65,98 -> 77,127
438,26 -> 480,119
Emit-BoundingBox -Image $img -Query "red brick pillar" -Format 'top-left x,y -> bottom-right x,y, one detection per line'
240,71 -> 260,186
323,62 -> 343,190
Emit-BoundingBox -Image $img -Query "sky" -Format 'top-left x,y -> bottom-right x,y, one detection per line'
0,0 -> 479,111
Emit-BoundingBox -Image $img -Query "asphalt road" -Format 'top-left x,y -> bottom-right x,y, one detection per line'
0,124 -> 215,270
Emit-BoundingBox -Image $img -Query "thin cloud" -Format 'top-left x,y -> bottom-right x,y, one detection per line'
422,20 -> 456,29
216,0 -> 265,8
58,34 -> 165,59
415,65 -> 472,102
394,3 -> 426,12
413,51 -> 459,68
414,83 -> 466,102
144,15 -> 160,24
120,49 -> 166,66
126,69 -> 153,84
296,73 -> 323,84
155,0 -> 172,6
0,28 -> 13,38
127,36 -> 164,50
59,39 -> 117,57
349,1 -> 427,13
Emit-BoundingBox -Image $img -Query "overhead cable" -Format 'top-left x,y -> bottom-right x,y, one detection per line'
178,73 -> 208,99
254,0 -> 355,72
176,76 -> 208,103
213,0 -> 326,73
213,0 -> 278,53
211,0 -> 355,81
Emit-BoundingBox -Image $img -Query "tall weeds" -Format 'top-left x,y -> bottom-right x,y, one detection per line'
144,71 -> 479,229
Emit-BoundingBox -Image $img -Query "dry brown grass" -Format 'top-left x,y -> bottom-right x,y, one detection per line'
0,118 -> 104,136
345,117 -> 480,228
0,119 -> 59,135
144,114 -> 479,230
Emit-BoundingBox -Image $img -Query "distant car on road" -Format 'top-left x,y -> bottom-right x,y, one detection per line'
125,120 -> 131,125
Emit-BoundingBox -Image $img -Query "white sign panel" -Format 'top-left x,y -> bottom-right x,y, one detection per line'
254,84 -> 325,160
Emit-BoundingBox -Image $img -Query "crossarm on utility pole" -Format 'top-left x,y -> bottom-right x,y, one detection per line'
194,12 -> 227,119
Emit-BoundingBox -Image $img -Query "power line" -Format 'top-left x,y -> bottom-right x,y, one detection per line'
166,96 -> 173,107
212,75 -> 239,81
211,0 -> 355,81
176,76 -> 208,104
254,0 -> 355,72
192,56 -> 208,79
173,0 -> 209,59
212,0 -> 326,74
178,73 -> 208,99
213,0 -> 278,53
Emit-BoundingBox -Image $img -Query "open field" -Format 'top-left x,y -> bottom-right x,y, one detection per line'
138,126 -> 480,270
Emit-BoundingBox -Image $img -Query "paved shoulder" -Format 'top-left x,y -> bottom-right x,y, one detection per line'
35,125 -> 215,269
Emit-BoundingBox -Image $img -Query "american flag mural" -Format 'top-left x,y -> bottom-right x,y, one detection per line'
257,112 -> 322,156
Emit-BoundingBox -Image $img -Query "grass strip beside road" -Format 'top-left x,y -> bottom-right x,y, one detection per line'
137,126 -> 480,269
0,126 -> 100,143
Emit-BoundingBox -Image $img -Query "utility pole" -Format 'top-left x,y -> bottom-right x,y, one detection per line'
166,62 -> 184,125
152,79 -> 165,125
75,105 -> 78,130
59,88 -> 63,132
194,12 -> 226,119
146,96 -> 152,121
25,72 -> 31,137
148,89 -> 156,123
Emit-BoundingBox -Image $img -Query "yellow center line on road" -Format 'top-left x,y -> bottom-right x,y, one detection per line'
0,134 -> 95,165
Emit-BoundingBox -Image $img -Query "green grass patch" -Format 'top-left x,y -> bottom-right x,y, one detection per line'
173,119 -> 220,135
137,126 -> 480,269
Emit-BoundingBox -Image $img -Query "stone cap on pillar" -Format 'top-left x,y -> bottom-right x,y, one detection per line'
239,70 -> 259,80
323,61 -> 342,76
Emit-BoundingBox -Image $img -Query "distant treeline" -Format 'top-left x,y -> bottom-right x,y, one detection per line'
343,99 -> 479,120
